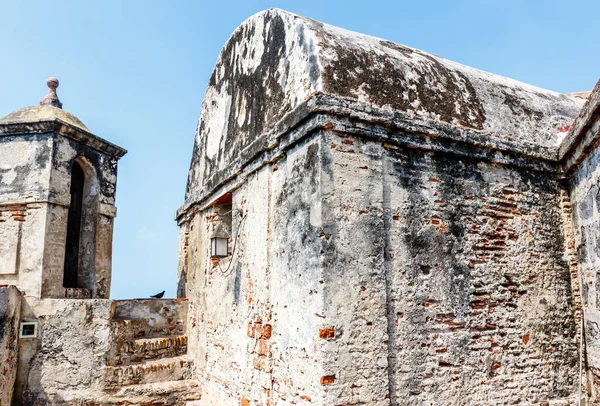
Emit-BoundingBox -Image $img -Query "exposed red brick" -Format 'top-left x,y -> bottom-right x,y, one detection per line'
262,324 -> 272,339
318,328 -> 335,339
320,375 -> 335,385
522,333 -> 530,345
241,397 -> 250,406
257,339 -> 270,356
247,322 -> 255,338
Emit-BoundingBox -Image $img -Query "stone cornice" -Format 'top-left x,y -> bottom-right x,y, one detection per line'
176,93 -> 562,222
0,199 -> 118,218
558,80 -> 600,174
0,118 -> 127,159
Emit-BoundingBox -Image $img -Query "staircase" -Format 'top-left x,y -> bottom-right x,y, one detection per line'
98,300 -> 201,405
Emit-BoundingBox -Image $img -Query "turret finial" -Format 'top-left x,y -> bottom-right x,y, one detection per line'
40,77 -> 63,109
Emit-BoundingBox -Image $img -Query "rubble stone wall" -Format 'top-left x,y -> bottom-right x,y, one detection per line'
0,285 -> 22,406
323,131 -> 578,405
11,297 -> 187,405
14,298 -> 114,405
179,137 -> 327,405
178,9 -> 584,405
180,127 -> 579,405
113,298 -> 187,337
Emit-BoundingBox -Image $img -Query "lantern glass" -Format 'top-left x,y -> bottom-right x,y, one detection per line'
211,237 -> 228,258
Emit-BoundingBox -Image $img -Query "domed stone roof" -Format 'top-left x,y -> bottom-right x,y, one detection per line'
0,77 -> 90,133
0,104 -> 90,132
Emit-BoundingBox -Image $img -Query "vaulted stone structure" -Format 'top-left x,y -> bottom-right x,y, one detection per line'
176,8 -> 600,406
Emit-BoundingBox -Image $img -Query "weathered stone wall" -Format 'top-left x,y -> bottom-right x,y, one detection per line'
113,298 -> 187,337
323,131 -> 578,405
14,298 -> 113,405
0,134 -> 52,298
183,9 -> 583,210
0,285 -> 22,406
178,8 -> 585,405
268,138 -> 325,405
179,137 -> 327,405
42,134 -> 119,299
11,297 -> 188,405
0,134 -> 53,204
570,134 -> 600,399
180,128 -> 580,405
0,127 -> 121,299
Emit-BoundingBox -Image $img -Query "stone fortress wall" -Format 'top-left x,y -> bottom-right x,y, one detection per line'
2,8 -> 600,406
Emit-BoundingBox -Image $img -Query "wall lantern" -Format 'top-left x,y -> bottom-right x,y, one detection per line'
211,237 -> 229,258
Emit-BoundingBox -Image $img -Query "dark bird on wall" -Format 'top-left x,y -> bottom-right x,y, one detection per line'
150,290 -> 165,299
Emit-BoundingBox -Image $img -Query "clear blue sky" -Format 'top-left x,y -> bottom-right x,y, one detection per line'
1,1 -> 598,299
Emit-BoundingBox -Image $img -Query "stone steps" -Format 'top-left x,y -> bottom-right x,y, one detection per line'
104,379 -> 202,405
114,379 -> 200,398
108,335 -> 188,366
80,380 -> 202,405
105,309 -> 195,399
104,356 -> 193,388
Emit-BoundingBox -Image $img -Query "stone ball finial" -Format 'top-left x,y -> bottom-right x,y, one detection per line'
40,76 -> 63,109
47,77 -> 59,90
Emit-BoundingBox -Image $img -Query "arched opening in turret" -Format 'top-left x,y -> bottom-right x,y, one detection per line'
63,161 -> 84,288
63,157 -> 99,292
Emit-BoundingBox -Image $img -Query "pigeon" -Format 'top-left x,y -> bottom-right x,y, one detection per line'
150,290 -> 165,299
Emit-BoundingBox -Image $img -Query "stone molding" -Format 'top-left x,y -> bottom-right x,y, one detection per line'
0,200 -> 117,218
0,118 -> 127,159
176,93 -> 562,222
559,80 -> 600,173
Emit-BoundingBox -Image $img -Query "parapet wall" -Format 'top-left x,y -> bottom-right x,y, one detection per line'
15,298 -> 114,405
12,297 -> 188,405
113,298 -> 187,337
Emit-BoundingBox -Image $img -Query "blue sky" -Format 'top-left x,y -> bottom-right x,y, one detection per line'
1,1 -> 598,299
